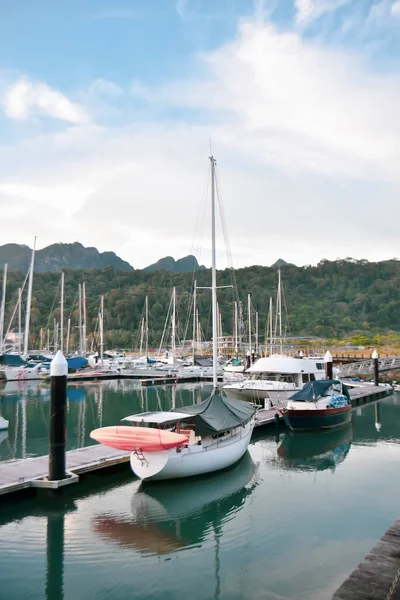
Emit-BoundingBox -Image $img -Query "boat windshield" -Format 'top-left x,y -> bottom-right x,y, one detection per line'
250,373 -> 295,383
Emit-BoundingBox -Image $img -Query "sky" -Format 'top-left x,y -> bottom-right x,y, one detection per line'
1,0 -> 400,269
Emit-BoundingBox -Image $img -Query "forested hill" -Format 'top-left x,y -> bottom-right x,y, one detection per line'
1,258 -> 399,349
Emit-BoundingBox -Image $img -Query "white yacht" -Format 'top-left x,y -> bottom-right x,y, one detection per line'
223,354 -> 326,405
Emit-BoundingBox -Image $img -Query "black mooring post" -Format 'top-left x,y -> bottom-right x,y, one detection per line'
372,349 -> 379,387
324,350 -> 333,380
49,351 -> 68,481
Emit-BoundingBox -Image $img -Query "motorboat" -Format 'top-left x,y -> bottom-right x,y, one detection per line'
223,354 -> 326,405
4,362 -> 49,382
223,357 -> 246,374
279,379 -> 352,431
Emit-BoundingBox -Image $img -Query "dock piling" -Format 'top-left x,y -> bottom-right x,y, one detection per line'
324,350 -> 333,380
372,349 -> 379,386
49,351 -> 68,482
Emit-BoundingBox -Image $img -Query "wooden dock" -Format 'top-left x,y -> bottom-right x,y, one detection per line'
332,518 -> 400,600
0,445 -> 130,497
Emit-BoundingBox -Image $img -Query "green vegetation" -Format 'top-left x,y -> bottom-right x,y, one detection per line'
1,258 -> 399,350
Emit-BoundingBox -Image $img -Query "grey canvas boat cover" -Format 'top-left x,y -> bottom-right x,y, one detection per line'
289,380 -> 350,402
182,393 -> 256,437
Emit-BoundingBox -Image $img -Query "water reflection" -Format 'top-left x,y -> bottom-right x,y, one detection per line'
277,425 -> 353,472
92,451 -> 258,556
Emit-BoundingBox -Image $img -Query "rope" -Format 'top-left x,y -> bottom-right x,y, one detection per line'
386,567 -> 400,600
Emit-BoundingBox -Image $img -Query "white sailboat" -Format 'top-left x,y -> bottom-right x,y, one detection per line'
90,156 -> 256,480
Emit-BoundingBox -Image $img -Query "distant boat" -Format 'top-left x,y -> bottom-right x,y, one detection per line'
279,379 -> 352,431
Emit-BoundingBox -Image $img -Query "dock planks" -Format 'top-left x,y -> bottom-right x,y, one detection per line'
332,518 -> 400,600
0,445 -> 129,497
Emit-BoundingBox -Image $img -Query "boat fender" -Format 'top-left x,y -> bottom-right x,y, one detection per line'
274,413 -> 280,426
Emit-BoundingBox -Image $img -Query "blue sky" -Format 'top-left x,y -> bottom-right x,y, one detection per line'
1,0 -> 400,268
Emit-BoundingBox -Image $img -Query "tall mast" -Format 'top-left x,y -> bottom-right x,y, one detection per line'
255,310 -> 259,356
269,297 -> 273,354
210,156 -> 218,389
66,319 -> 71,354
0,263 -> 7,354
82,282 -> 87,354
277,269 -> 282,353
192,280 -> 197,363
234,301 -> 238,356
171,287 -> 176,364
100,295 -> 104,362
23,237 -> 36,357
247,293 -> 251,354
18,287 -> 22,355
78,284 -> 82,354
54,318 -> 58,352
60,272 -> 64,353
139,317 -> 144,355
145,295 -> 149,360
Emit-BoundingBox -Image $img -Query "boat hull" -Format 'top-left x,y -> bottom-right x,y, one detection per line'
281,405 -> 352,431
223,384 -> 294,405
130,419 -> 255,481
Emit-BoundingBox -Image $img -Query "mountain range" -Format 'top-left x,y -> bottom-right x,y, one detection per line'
0,242 -> 287,273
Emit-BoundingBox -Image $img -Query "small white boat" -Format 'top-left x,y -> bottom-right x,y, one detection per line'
4,363 -> 49,382
223,357 -> 245,374
0,415 -> 9,430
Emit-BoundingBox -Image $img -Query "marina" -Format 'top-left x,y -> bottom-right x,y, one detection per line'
0,379 -> 400,599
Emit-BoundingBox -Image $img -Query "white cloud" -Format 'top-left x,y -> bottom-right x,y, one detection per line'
392,1 -> 400,16
89,78 -> 123,97
1,20 -> 400,268
2,78 -> 89,123
295,0 -> 351,25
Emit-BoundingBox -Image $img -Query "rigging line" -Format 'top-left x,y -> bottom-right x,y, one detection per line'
4,270 -> 30,342
67,288 -> 79,321
281,277 -> 291,335
215,164 -> 242,311
157,290 -> 173,355
43,277 -> 61,335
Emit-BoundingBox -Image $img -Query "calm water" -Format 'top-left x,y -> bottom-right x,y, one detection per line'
1,380 -> 400,600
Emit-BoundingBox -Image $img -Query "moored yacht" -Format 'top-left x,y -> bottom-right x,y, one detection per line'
223,354 -> 326,405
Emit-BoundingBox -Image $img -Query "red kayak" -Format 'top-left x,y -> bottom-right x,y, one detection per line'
90,426 -> 189,452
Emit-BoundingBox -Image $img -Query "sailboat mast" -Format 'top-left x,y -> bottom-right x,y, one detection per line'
171,287 -> 176,364
0,263 -> 7,354
100,295 -> 104,362
192,280 -> 196,363
23,237 -> 36,357
82,282 -> 87,354
278,269 -> 282,353
210,156 -> 218,389
234,301 -> 238,356
66,319 -> 71,354
255,311 -> 259,356
18,287 -> 22,355
78,284 -> 82,353
145,295 -> 149,360
139,317 -> 144,355
269,296 -> 273,354
60,272 -> 64,353
247,293 -> 251,354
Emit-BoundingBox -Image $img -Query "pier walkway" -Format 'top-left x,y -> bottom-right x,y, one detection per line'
0,445 -> 129,497
336,356 -> 400,378
332,518 -> 400,600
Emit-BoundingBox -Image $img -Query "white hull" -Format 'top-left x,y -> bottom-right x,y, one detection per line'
130,418 -> 255,481
224,382 -> 297,404
223,365 -> 245,374
0,416 -> 9,430
4,366 -> 47,382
